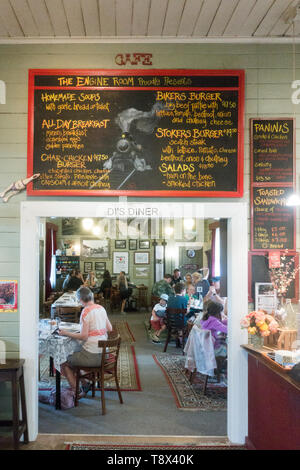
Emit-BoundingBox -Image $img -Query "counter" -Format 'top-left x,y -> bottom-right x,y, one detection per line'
242,344 -> 300,450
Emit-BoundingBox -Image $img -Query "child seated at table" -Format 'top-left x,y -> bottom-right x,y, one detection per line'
150,293 -> 168,343
200,300 -> 227,358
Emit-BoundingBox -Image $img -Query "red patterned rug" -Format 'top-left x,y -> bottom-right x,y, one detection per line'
153,353 -> 227,411
113,320 -> 136,344
65,442 -> 244,450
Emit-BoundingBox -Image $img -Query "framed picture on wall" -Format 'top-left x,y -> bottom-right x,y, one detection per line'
139,240 -> 150,249
82,239 -> 110,258
84,262 -> 93,273
113,252 -> 129,274
134,266 -> 150,278
0,280 -> 18,312
95,262 -> 106,272
134,252 -> 149,265
129,239 -> 137,250
115,240 -> 126,249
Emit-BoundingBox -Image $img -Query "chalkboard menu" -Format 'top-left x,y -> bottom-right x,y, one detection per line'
251,186 -> 295,250
251,118 -> 295,184
27,69 -> 244,197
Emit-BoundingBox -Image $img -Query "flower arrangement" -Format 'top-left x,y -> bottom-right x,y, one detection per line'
241,310 -> 279,338
268,250 -> 300,298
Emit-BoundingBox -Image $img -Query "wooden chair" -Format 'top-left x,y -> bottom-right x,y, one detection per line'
110,287 -> 121,313
102,287 -> 112,313
151,295 -> 160,308
55,306 -> 81,323
73,335 -> 123,415
136,285 -> 148,311
188,355 -> 227,393
41,300 -> 52,318
163,307 -> 188,355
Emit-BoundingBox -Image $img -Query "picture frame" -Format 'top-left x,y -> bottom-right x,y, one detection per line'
0,280 -> 18,312
134,266 -> 150,278
84,262 -> 93,273
113,252 -> 129,274
129,239 -> 137,250
139,240 -> 150,249
134,252 -> 150,265
115,240 -> 126,249
255,282 -> 277,314
82,239 -> 110,258
95,262 -> 106,272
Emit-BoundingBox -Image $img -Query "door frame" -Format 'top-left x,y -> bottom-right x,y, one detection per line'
19,200 -> 249,443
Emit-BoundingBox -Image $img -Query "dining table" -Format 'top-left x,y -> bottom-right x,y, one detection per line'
39,320 -> 81,409
50,292 -> 81,318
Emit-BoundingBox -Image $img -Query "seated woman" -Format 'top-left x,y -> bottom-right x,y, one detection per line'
117,271 -> 132,314
99,270 -> 112,297
200,300 -> 227,358
59,286 -> 113,395
85,271 -> 97,289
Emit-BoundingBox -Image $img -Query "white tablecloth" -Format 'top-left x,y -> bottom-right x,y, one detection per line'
39,321 -> 81,372
184,325 -> 217,377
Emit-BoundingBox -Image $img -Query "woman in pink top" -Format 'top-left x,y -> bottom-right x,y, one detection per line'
59,286 -> 113,393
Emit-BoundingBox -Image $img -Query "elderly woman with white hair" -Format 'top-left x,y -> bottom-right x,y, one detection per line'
58,286 -> 113,395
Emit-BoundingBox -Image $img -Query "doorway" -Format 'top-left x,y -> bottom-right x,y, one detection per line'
19,201 -> 248,444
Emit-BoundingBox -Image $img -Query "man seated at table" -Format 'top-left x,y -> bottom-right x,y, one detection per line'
152,274 -> 174,298
64,270 -> 85,291
170,268 -> 182,287
150,293 -> 168,344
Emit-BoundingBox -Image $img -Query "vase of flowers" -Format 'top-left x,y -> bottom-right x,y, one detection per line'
241,310 -> 279,349
268,250 -> 300,329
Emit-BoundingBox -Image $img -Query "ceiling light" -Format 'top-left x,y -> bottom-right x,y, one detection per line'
92,226 -> 102,236
164,226 -> 174,236
183,218 -> 195,230
82,218 -> 94,230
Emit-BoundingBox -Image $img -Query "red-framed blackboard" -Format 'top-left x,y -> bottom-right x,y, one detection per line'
250,118 -> 296,251
250,118 -> 295,186
251,185 -> 296,251
27,69 -> 244,198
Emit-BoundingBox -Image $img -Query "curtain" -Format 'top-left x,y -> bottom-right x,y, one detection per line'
45,223 -> 58,299
205,249 -> 212,281
211,228 -> 216,278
